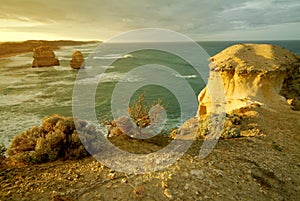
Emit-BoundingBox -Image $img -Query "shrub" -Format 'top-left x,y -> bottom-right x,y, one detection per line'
197,113 -> 242,139
7,114 -> 97,164
104,92 -> 164,138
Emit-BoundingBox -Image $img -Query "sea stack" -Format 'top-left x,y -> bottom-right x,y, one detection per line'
198,44 -> 300,115
32,46 -> 60,67
70,51 -> 85,69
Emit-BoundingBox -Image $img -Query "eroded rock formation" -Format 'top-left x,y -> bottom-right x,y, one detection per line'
198,44 -> 300,115
32,46 -> 60,67
280,58 -> 300,110
70,51 -> 85,69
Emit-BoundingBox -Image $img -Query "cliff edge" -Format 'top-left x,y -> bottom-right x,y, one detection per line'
199,44 -> 300,115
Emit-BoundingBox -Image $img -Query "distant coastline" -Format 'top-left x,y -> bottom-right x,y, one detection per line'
197,40 -> 300,56
1,40 -> 299,59
0,40 -> 100,58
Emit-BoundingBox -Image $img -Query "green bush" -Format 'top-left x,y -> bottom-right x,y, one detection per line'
7,114 -> 97,164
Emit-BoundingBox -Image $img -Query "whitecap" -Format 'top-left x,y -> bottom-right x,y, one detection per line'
53,66 -> 73,71
92,53 -> 133,60
174,74 -> 197,79
0,92 -> 43,106
123,54 -> 133,58
6,84 -> 37,89
45,80 -> 74,86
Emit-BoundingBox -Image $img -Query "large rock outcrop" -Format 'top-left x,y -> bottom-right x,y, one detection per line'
70,51 -> 85,69
32,46 -> 60,67
280,58 -> 300,110
198,44 -> 300,116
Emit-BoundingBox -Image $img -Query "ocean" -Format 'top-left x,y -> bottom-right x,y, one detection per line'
1,40 -> 299,147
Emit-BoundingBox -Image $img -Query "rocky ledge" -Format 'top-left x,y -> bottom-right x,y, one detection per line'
198,44 -> 300,115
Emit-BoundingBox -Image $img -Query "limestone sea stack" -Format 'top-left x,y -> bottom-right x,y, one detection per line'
32,46 -> 60,67
70,51 -> 85,69
198,44 -> 300,115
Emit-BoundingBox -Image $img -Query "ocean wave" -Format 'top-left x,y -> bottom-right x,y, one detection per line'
0,92 -> 43,106
93,54 -> 133,60
53,66 -> 73,71
25,73 -> 39,78
3,56 -> 32,67
77,72 -> 143,84
45,80 -> 74,86
174,74 -> 197,79
57,57 -> 72,61
6,84 -> 37,89
0,113 -> 41,147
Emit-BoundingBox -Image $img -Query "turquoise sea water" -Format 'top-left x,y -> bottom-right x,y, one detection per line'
0,40 -> 299,147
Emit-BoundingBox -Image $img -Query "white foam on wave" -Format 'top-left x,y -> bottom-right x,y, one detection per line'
6,84 -> 37,89
101,65 -> 115,69
3,54 -> 33,67
25,73 -> 39,78
0,113 -> 41,147
53,66 -> 73,71
57,57 -> 71,61
174,74 -> 197,79
46,80 -> 74,86
0,77 -> 21,86
77,71 -> 143,84
0,92 -> 43,106
93,53 -> 133,60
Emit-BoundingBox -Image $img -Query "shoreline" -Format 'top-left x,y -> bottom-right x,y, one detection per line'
0,40 -> 100,58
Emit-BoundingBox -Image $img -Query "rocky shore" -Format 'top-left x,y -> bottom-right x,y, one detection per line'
0,43 -> 299,201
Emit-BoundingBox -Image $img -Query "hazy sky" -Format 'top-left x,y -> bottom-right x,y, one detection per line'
0,0 -> 299,41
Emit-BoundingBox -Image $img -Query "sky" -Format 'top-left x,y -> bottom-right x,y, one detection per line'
0,0 -> 299,42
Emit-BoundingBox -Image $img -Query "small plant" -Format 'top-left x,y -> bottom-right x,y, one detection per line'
196,113 -> 242,139
7,114 -> 98,164
104,92 -> 164,138
128,92 -> 163,128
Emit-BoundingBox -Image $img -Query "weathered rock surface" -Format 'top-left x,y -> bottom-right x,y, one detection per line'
70,51 -> 85,69
280,59 -> 300,110
32,46 -> 60,67
198,44 -> 300,115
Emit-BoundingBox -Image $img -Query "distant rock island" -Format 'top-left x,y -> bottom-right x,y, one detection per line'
32,46 -> 60,67
70,51 -> 85,69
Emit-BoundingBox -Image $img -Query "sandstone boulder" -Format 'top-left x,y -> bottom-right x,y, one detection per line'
32,46 -> 60,67
70,51 -> 85,69
198,44 -> 299,115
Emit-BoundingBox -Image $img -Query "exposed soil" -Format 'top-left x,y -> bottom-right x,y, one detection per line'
1,104 -> 299,201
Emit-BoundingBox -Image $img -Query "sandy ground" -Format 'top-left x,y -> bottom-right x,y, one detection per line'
0,104 -> 299,201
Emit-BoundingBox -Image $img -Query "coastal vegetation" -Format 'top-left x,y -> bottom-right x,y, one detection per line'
6,114 -> 95,164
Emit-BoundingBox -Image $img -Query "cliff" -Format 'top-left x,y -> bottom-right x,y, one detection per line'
199,44 -> 300,115
1,44 -> 300,201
